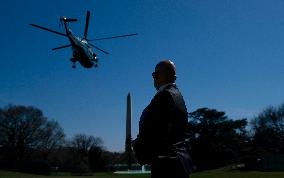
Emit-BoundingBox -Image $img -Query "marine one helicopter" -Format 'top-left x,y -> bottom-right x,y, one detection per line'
30,11 -> 137,69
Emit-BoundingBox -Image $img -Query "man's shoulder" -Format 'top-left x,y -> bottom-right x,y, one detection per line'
165,84 -> 179,93
154,88 -> 173,100
162,84 -> 181,99
151,89 -> 175,108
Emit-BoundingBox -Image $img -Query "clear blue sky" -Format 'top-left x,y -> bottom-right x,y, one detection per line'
1,0 -> 284,151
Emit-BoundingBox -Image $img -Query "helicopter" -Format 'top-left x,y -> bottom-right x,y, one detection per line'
30,11 -> 137,69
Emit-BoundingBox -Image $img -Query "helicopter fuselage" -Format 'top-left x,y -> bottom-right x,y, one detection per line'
64,23 -> 96,68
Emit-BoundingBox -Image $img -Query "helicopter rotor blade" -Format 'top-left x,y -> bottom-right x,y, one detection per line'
52,44 -> 72,51
89,43 -> 110,55
92,33 -> 138,41
83,11 -> 90,39
29,24 -> 67,37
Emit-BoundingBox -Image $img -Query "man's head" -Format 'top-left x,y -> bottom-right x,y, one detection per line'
152,60 -> 176,90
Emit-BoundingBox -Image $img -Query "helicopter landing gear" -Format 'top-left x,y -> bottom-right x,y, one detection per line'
70,58 -> 76,69
70,58 -> 76,62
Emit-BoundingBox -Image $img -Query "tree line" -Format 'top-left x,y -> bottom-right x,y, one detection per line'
0,105 -> 126,175
187,104 -> 284,171
0,103 -> 284,174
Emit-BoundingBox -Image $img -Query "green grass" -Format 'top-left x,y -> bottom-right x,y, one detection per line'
0,170 -> 284,178
190,169 -> 284,178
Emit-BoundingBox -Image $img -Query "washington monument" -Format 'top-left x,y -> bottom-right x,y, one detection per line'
125,93 -> 133,169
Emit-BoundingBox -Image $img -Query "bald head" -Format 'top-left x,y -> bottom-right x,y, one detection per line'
155,60 -> 176,78
153,60 -> 177,89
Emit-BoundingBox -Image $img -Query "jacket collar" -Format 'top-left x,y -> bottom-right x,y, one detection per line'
157,83 -> 176,93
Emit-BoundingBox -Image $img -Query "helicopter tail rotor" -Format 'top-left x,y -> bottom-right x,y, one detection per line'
58,17 -> 63,29
60,17 -> 78,23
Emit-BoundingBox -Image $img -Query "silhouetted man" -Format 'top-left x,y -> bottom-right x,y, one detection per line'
133,60 -> 192,178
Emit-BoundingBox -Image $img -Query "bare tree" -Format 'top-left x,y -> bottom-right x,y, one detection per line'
0,105 -> 65,167
71,134 -> 103,153
69,134 -> 103,174
251,103 -> 284,154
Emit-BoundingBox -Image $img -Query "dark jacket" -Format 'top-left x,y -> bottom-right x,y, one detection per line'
134,84 -> 188,164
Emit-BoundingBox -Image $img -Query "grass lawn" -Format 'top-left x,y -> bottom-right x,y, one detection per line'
0,170 -> 283,178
